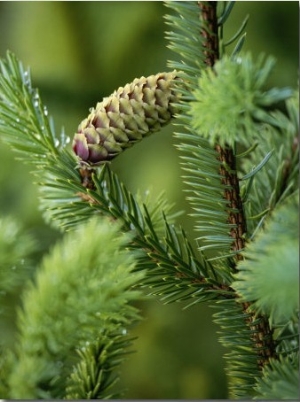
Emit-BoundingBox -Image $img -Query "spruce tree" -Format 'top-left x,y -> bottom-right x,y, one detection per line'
0,2 -> 298,399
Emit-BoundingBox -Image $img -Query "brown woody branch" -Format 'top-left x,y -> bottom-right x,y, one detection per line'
198,0 -> 277,368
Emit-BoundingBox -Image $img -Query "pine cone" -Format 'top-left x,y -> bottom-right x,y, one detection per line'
72,71 -> 179,166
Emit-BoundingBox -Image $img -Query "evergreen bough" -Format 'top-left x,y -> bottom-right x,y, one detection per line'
0,2 -> 298,399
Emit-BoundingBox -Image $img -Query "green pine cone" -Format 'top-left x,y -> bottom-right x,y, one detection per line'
73,71 -> 179,166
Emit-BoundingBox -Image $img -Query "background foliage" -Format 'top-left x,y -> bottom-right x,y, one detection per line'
0,2 -> 298,398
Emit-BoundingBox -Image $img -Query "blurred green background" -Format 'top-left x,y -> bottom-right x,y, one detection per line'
0,1 -> 298,399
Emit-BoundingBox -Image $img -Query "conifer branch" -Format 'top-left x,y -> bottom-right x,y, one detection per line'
65,332 -> 134,399
198,2 -> 278,389
78,165 -> 230,303
197,4 -> 277,390
165,1 -> 294,397
7,218 -> 143,399
0,50 -> 231,306
198,1 -> 246,263
0,52 -> 61,164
